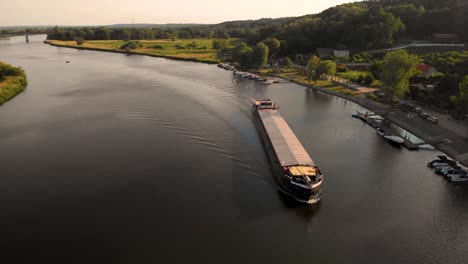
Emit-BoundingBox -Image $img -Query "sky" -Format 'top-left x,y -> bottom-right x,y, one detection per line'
1,0 -> 353,26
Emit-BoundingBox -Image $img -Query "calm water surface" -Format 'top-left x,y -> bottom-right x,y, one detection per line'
1,35 -> 467,263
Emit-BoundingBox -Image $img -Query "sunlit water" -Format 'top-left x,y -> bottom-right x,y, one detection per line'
1,35 -> 467,263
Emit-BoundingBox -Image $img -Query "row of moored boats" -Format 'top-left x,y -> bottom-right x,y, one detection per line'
218,63 -> 277,85
427,155 -> 468,183
352,111 -> 406,146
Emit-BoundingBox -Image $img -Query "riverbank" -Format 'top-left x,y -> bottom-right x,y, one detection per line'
0,62 -> 27,105
44,39 -> 223,64
267,72 -> 468,167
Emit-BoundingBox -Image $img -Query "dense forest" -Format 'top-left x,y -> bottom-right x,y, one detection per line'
46,0 -> 467,56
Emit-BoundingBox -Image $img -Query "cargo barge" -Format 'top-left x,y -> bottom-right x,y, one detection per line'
253,99 -> 323,204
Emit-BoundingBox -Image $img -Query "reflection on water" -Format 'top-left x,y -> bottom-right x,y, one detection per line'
0,35 -> 467,264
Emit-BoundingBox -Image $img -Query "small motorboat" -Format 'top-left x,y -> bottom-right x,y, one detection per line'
383,135 -> 405,145
263,79 -> 275,85
436,165 -> 460,175
376,127 -> 386,136
448,171 -> 468,183
376,128 -> 404,145
442,167 -> 463,177
428,159 -> 457,168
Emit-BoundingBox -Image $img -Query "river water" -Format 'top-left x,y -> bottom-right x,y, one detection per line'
1,35 -> 467,263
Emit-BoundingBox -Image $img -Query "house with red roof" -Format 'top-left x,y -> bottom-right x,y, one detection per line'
416,64 -> 439,77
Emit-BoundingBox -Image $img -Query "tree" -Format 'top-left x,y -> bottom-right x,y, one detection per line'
306,56 -> 321,83
313,60 -> 336,83
282,57 -> 293,68
94,27 -> 111,40
370,60 -> 384,79
75,37 -> 84,45
120,41 -> 143,51
232,42 -> 253,67
253,42 -> 269,67
450,76 -> 468,114
212,39 -> 227,51
380,50 -> 419,101
263,37 -> 280,55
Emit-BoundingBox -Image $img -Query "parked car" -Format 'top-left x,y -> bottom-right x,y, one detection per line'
407,105 -> 416,112
427,116 -> 438,123
418,112 -> 430,119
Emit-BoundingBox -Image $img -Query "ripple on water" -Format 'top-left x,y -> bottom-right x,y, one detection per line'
112,107 -> 265,180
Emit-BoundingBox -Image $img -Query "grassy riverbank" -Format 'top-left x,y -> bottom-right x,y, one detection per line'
45,39 -> 236,64
0,62 -> 28,105
259,68 -> 359,96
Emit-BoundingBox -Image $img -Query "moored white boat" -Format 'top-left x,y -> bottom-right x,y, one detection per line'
376,128 -> 404,145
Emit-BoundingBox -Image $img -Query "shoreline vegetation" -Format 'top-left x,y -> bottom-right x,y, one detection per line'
0,62 -> 28,105
44,39 -> 226,64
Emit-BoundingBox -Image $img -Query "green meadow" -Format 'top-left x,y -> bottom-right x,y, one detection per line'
46,39 -> 238,63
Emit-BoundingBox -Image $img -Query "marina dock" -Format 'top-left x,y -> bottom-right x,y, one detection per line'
354,111 -> 421,150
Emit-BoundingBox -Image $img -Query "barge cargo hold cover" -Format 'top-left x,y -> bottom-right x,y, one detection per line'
257,109 -> 316,167
253,99 -> 323,204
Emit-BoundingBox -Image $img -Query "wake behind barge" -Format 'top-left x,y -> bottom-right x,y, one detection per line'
253,99 -> 323,204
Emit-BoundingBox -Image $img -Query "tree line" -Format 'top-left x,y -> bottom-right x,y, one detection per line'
46,26 -> 230,41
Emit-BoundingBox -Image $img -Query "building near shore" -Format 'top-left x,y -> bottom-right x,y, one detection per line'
416,64 -> 439,77
333,50 -> 350,58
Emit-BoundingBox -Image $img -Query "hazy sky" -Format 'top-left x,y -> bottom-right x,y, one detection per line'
2,0 -> 353,26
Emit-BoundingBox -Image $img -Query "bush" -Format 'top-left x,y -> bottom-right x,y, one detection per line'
357,75 -> 364,84
174,45 -> 184,49
150,44 -> 164,49
0,63 -> 23,78
368,92 -> 377,100
75,37 -> 84,45
282,57 -> 293,67
364,75 -> 374,86
185,41 -> 198,49
336,64 -> 349,72
197,46 -> 207,50
120,41 -> 143,50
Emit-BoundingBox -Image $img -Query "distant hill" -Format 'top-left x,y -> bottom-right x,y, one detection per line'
105,23 -> 206,29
